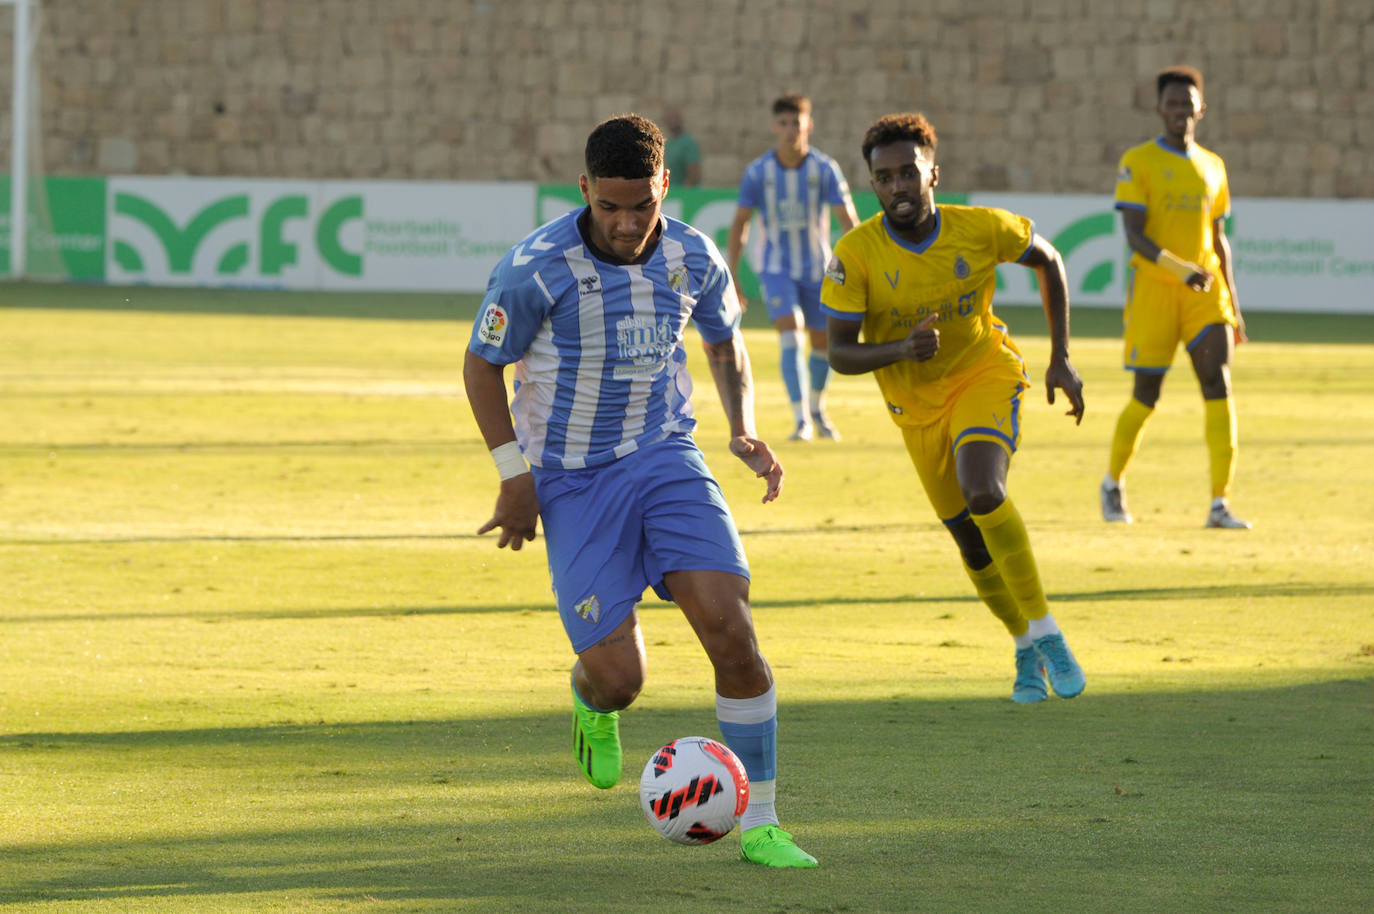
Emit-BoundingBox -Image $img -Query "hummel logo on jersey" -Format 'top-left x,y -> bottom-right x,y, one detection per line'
578,274 -> 603,297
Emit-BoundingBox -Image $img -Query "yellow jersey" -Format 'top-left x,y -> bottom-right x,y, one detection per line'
821,204 -> 1034,426
1114,137 -> 1230,279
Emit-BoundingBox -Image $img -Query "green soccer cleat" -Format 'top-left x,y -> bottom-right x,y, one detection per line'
1033,632 -> 1086,699
571,686 -> 621,789
1012,645 -> 1048,703
739,825 -> 818,868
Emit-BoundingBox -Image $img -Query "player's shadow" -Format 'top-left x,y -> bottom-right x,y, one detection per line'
1,281 -> 473,321
2,678 -> 1370,909
4,580 -> 1370,626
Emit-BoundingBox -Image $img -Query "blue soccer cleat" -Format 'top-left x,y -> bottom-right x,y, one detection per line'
1012,645 -> 1048,703
1033,632 -> 1086,699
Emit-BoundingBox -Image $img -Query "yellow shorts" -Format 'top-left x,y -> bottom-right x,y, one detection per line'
898,364 -> 1028,522
1123,265 -> 1236,372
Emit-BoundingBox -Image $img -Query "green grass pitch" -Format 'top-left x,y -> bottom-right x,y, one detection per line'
0,282 -> 1371,912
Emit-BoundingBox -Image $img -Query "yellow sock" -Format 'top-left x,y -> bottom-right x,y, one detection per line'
1108,397 -> 1155,481
971,499 -> 1049,621
1204,397 -> 1237,499
963,560 -> 1028,637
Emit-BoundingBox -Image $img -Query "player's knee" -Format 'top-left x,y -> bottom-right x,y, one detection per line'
586,670 -> 644,711
701,616 -> 763,670
962,486 -> 1006,517
1132,377 -> 1163,408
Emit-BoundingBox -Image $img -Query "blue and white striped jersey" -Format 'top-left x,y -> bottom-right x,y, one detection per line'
737,148 -> 853,283
468,208 -> 741,471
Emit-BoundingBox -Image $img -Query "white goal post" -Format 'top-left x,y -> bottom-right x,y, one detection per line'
2,0 -> 34,277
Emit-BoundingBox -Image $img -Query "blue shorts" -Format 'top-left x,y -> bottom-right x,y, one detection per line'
759,273 -> 825,327
533,434 -> 749,653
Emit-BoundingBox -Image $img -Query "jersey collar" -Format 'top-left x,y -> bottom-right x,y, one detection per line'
882,207 -> 942,254
1153,135 -> 1194,158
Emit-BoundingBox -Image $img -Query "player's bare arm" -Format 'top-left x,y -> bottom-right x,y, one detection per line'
826,313 -> 939,376
835,200 -> 859,233
702,332 -> 784,503
463,349 -> 540,549
1120,207 -> 1212,292
1020,235 -> 1085,424
725,206 -> 756,308
1213,217 -> 1247,344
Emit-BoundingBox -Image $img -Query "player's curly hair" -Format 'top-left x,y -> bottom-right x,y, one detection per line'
1157,65 -> 1204,99
861,112 -> 938,165
585,114 -> 664,180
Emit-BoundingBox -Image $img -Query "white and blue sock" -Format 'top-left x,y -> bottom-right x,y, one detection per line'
808,351 -> 830,415
779,331 -> 805,419
717,684 -> 778,831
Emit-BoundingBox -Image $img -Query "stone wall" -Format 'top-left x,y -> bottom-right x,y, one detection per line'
2,0 -> 1371,197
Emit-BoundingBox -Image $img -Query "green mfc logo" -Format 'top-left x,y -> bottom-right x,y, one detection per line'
108,182 -> 363,282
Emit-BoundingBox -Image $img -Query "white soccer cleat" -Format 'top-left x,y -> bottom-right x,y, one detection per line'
1100,477 -> 1133,523
788,420 -> 814,442
1206,500 -> 1252,529
810,411 -> 841,441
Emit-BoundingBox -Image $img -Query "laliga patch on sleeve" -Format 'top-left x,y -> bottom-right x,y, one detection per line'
825,254 -> 846,285
477,299 -> 509,346
1117,165 -> 1132,182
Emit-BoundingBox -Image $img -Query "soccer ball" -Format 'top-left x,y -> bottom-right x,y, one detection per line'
639,736 -> 749,845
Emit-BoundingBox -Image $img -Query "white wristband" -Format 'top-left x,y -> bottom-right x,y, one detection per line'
1156,248 -> 1202,284
490,441 -> 529,481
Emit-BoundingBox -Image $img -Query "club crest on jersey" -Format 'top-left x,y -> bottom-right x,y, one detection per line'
578,274 -> 603,298
667,265 -> 689,295
574,595 -> 601,624
477,301 -> 508,345
825,255 -> 846,285
954,255 -> 970,280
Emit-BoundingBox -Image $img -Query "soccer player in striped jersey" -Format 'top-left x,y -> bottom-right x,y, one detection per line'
821,113 -> 1088,703
727,93 -> 859,442
464,114 -> 816,867
1102,65 -> 1251,529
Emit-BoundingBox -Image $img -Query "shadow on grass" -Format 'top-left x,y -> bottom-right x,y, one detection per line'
6,282 -> 1374,344
1,679 -> 1371,911
0,281 -> 476,322
1,581 -> 1371,626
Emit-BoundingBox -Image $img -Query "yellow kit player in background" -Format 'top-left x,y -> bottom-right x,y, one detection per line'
1101,65 -> 1250,529
822,113 -> 1087,703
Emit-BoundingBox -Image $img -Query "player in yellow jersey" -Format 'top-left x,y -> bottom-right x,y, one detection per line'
1101,65 -> 1250,529
821,112 -> 1087,703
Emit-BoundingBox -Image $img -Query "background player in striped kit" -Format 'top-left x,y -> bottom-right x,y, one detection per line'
464,114 -> 817,868
727,93 -> 859,441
